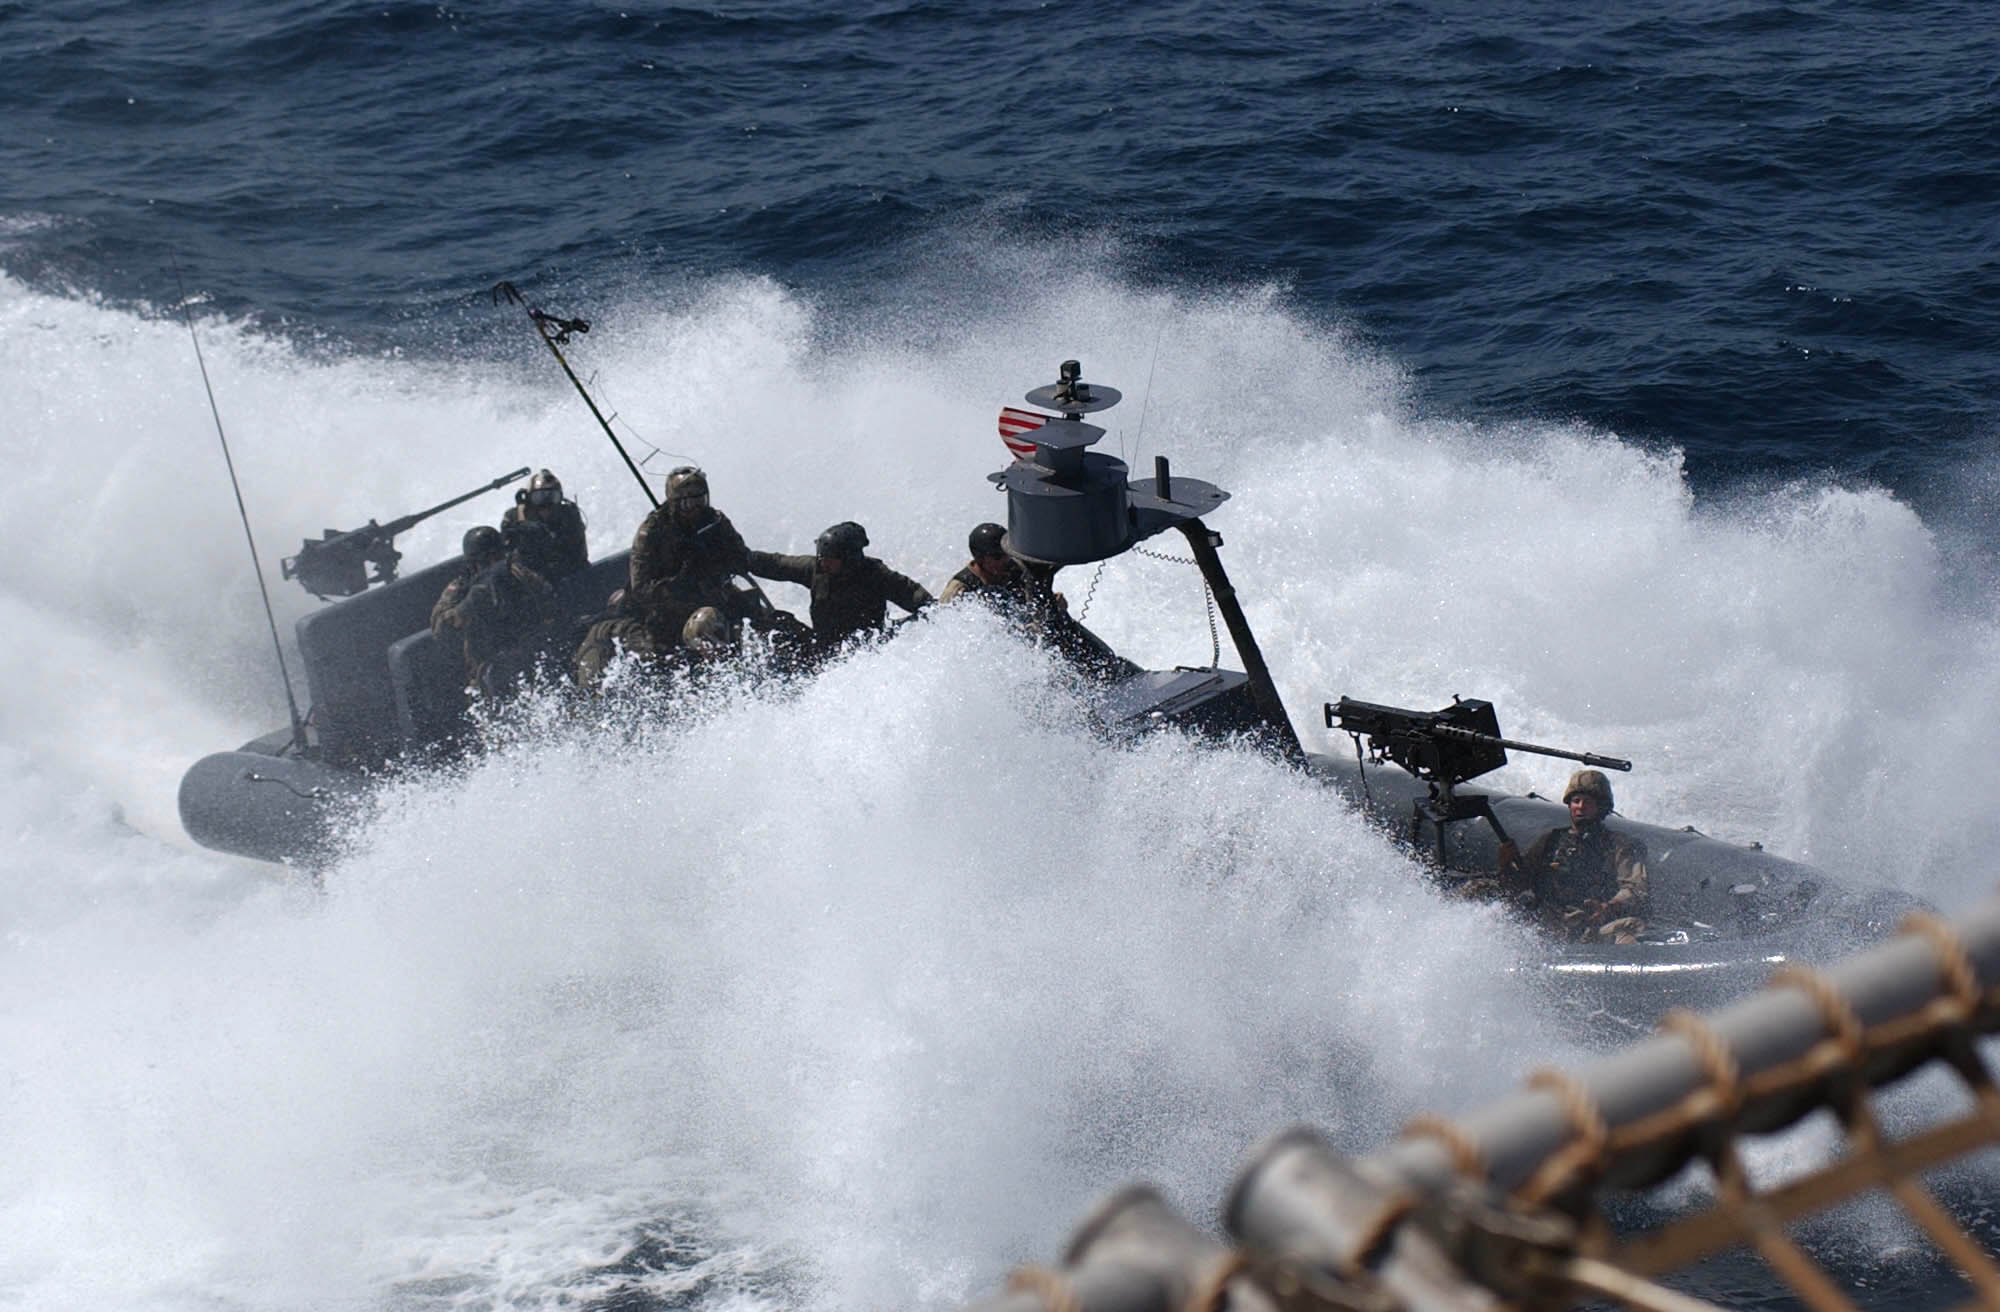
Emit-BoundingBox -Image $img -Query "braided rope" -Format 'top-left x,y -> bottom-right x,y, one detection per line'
1181,1251 -> 1250,1312
1710,1140 -> 1861,1312
1518,1067 -> 1612,1202
1006,1265 -> 1083,1312
1401,1114 -> 1487,1179
1653,1008 -> 1746,1124
1764,965 -> 1866,1088
1900,910 -> 1981,1007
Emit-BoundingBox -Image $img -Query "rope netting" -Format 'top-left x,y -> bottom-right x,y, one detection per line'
965,897 -> 2000,1312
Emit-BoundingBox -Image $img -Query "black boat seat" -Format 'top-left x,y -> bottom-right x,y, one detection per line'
387,628 -> 466,762
383,554 -> 632,759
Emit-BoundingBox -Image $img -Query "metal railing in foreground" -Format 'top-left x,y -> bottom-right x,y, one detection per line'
966,897 -> 2000,1312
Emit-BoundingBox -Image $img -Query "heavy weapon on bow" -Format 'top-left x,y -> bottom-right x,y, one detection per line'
1326,695 -> 1631,861
281,467 -> 531,599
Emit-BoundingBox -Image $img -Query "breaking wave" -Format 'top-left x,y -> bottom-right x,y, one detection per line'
3,254 -> 1997,1308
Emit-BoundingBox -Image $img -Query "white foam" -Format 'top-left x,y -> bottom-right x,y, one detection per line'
3,263 -> 1996,1308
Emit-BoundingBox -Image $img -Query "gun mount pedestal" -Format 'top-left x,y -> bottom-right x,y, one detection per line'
1327,696 -> 1631,867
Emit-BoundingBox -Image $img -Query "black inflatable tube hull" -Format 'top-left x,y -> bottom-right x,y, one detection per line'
176,747 -> 367,868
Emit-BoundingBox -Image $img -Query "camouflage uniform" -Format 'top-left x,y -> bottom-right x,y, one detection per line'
573,615 -> 659,693
628,503 -> 751,636
576,603 -> 734,697
501,499 -> 589,581
748,549 -> 932,650
431,557 -> 558,696
938,561 -> 1038,610
939,557 -> 1133,682
1502,823 -> 1649,943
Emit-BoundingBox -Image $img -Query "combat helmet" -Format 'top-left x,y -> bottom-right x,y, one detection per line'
664,466 -> 709,505
519,468 -> 564,508
682,606 -> 731,656
462,525 -> 505,560
815,521 -> 868,561
968,522 -> 1007,559
1563,769 -> 1615,813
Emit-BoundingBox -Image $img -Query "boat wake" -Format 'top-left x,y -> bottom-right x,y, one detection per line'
4,255 -> 2000,1308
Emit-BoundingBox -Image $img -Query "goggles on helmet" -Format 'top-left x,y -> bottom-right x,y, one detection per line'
526,487 -> 562,508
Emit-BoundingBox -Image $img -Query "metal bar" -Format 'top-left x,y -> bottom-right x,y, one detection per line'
1173,519 -> 1303,763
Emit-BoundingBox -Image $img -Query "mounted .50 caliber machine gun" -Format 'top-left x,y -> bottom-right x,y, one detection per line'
280,467 -> 531,600
1326,695 -> 1631,864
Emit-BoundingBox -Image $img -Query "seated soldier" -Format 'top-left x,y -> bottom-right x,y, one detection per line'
748,520 -> 932,653
629,466 -> 754,640
572,588 -> 653,694
575,602 -> 738,698
500,468 -> 589,581
1496,769 -> 1649,944
431,525 -> 558,698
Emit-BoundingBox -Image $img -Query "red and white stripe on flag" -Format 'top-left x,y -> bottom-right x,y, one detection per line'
999,406 -> 1051,458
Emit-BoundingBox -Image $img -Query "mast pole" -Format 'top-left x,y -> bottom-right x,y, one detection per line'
1174,518 -> 1304,763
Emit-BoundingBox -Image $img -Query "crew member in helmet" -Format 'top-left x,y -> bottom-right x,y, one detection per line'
938,521 -> 1030,607
629,466 -> 752,638
679,605 -> 736,661
1496,769 -> 1649,944
937,521 -> 1136,681
747,520 -> 932,653
574,596 -> 738,695
656,606 -> 743,700
500,468 -> 589,581
431,524 -> 558,696
572,588 -> 652,693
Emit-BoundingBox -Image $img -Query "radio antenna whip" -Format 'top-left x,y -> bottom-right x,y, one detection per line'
492,281 -> 659,509
1127,318 -> 1166,467
172,260 -> 306,749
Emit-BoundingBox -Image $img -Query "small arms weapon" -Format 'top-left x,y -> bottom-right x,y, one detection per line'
282,467 -> 531,600
1326,695 -> 1631,861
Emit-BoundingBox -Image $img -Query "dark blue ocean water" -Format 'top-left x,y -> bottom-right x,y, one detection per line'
6,4 -> 2000,1310
3,0 -> 1994,495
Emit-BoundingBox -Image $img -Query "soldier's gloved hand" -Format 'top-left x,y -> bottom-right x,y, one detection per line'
1579,898 -> 1609,925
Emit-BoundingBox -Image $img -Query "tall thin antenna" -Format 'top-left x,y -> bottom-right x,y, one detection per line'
172,261 -> 307,748
1128,318 -> 1166,468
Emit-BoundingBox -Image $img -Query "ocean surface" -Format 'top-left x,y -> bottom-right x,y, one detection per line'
3,1 -> 1997,1308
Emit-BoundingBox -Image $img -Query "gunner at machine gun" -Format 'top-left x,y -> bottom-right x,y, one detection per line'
1327,696 -> 1645,943
1498,767 -> 1649,944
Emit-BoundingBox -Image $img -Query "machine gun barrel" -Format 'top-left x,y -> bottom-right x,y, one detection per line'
1428,723 -> 1631,773
1325,695 -> 1631,788
373,466 -> 532,539
282,467 -> 532,598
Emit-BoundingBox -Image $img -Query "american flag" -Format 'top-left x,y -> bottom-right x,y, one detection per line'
999,406 -> 1052,459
